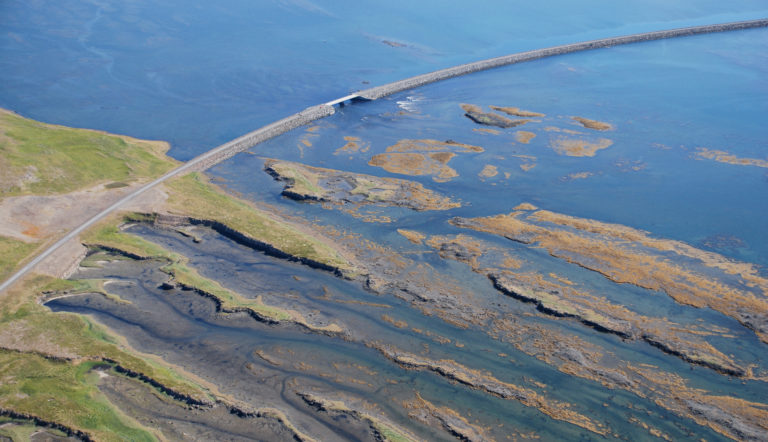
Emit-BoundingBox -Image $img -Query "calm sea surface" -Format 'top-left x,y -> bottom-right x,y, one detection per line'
1,0 -> 767,158
4,1 -> 768,440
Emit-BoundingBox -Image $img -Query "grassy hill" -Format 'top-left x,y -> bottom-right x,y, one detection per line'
0,108 -> 177,197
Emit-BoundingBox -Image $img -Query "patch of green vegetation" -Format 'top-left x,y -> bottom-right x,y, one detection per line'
0,419 -> 42,441
0,351 -> 155,441
349,178 -> 395,203
81,219 -> 174,259
0,109 -> 178,197
0,418 -> 75,440
83,219 -> 293,321
79,250 -> 123,268
0,274 -> 214,408
0,236 -> 39,282
122,212 -> 158,223
0,111 -> 224,439
41,275 -> 131,305
165,173 -> 355,273
373,423 -> 415,442
37,278 -> 107,303
164,262 -> 292,321
0,111 -> 350,438
275,164 -> 324,197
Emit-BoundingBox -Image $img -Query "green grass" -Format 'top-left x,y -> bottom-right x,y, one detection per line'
81,220 -> 174,260
165,173 -> 355,273
0,107 -> 179,307
0,111 -> 228,440
0,351 -> 156,441
0,276 -> 214,410
0,419 -> 45,441
268,162 -> 325,197
164,262 -> 292,321
0,111 -> 352,438
375,423 -> 416,442
0,236 -> 39,282
0,109 -> 178,197
82,220 -> 293,322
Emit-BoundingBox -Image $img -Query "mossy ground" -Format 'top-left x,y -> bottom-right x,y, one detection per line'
165,172 -> 354,273
0,110 -> 216,439
0,237 -> 38,282
0,274 -> 218,441
0,110 -> 353,438
0,109 -> 177,197
0,173 -> 349,438
0,418 -> 76,440
83,216 -> 294,322
163,261 -> 292,321
0,352 -> 155,441
0,107 -> 179,297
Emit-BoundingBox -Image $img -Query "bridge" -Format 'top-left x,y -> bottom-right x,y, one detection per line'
324,93 -> 364,107
1,18 -> 766,293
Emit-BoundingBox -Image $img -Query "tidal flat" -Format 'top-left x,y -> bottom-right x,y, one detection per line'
196,29 -> 768,440
2,18 -> 767,441
47,215 -> 767,440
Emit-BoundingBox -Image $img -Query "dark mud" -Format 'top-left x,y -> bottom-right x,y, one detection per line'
95,369 -> 298,442
47,222 -> 766,441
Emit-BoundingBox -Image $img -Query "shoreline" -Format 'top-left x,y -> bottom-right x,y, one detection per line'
3,18 -> 767,294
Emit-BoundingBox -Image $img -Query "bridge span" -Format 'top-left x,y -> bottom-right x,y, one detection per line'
324,94 -> 363,107
1,18 -> 766,293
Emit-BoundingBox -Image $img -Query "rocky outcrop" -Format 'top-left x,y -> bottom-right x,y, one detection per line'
263,159 -> 459,211
0,408 -> 93,441
102,359 -> 211,407
154,213 -> 346,277
452,208 -> 768,346
427,230 -> 749,377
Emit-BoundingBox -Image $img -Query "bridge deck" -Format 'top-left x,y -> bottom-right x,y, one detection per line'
324,94 -> 361,106
2,18 -> 766,293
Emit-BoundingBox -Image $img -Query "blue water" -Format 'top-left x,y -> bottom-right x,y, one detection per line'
46,224 -> 727,440
4,1 -> 768,439
1,0 -> 767,159
219,28 -> 768,266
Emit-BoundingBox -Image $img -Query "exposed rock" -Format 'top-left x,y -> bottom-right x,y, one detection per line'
572,116 -> 613,131
452,208 -> 768,345
298,391 -> 418,442
397,229 -> 426,245
427,233 -> 748,377
264,158 -> 459,211
684,399 -> 767,441
549,137 -> 613,157
694,148 -> 768,169
403,393 -> 490,442
491,106 -> 545,117
374,344 -> 607,435
489,273 -> 636,338
368,139 -> 483,183
461,104 -> 530,129
515,131 -> 536,144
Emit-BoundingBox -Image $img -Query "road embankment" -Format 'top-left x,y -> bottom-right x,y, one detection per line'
2,18 -> 766,294
357,19 -> 768,100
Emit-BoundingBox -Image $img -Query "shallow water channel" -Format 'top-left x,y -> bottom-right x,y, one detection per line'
48,223 -> 742,440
